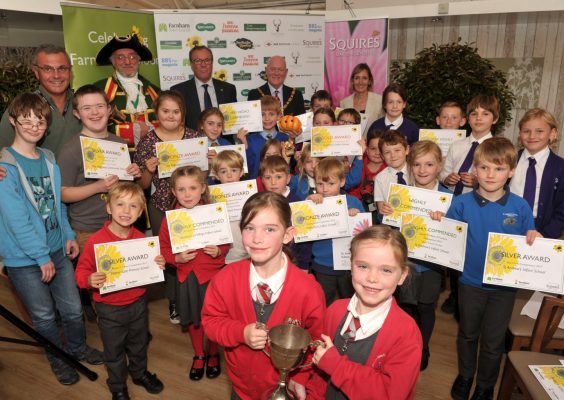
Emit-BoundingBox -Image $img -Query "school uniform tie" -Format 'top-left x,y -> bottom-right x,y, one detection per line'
257,282 -> 273,304
385,123 -> 394,130
396,171 -> 406,185
274,89 -> 281,107
266,133 -> 273,140
210,141 -> 219,147
523,157 -> 537,210
454,141 -> 479,195
202,83 -> 213,110
344,315 -> 361,341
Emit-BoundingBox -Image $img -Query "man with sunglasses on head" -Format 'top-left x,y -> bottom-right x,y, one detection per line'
0,44 -> 82,156
94,27 -> 160,148
171,45 -> 237,134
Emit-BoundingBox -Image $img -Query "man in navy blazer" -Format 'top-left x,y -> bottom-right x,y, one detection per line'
171,45 -> 237,132
247,55 -> 305,116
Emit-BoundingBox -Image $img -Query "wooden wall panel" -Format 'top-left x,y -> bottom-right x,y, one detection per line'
388,11 -> 564,156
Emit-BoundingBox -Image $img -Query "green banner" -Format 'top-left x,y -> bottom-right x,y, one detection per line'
61,5 -> 159,90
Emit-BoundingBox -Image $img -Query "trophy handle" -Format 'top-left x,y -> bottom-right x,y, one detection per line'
295,339 -> 326,369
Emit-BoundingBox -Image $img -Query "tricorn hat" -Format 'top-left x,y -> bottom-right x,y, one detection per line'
96,26 -> 153,66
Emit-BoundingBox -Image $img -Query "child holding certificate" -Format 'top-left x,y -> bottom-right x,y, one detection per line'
308,157 -> 364,305
202,191 -> 326,400
75,182 -> 165,399
367,83 -> 419,145
210,150 -> 248,264
403,140 -> 451,371
433,137 -> 539,400
307,225 -> 422,399
159,166 -> 229,381
237,95 -> 288,179
289,143 -> 318,200
509,108 -> 564,239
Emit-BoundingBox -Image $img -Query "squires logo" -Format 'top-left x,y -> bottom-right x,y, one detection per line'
218,57 -> 237,65
234,38 -> 254,50
222,21 -> 239,33
196,23 -> 215,31
328,32 -> 382,51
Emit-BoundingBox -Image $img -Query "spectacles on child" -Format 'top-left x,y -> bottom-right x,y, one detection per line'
16,119 -> 48,129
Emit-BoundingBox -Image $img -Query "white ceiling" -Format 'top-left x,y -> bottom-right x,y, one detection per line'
66,0 -> 325,11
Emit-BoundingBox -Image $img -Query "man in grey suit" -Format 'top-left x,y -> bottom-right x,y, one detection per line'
171,45 -> 237,133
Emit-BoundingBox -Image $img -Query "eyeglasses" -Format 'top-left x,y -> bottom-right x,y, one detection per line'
33,64 -> 71,74
16,119 -> 48,129
267,67 -> 286,73
78,104 -> 108,113
113,54 -> 140,62
338,119 -> 356,125
191,58 -> 213,65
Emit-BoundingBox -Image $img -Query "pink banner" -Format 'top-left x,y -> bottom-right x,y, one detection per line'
324,19 -> 388,107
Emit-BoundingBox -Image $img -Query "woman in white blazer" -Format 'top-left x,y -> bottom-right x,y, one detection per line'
340,63 -> 383,137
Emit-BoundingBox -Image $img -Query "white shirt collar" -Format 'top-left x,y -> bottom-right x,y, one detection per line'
195,76 -> 213,87
268,83 -> 283,94
523,146 -> 550,164
342,295 -> 392,339
249,253 -> 288,303
469,132 -> 493,143
384,115 -> 404,129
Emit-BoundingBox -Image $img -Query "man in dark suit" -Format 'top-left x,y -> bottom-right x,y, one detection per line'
247,55 -> 305,116
171,45 -> 237,132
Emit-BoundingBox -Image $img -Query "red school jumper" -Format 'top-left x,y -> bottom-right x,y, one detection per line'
202,259 -> 326,400
307,298 -> 422,400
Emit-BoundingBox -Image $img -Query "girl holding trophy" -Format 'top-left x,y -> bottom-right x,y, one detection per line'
202,192 -> 325,400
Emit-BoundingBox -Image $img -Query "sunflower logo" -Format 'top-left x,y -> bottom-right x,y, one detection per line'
312,128 -> 332,152
214,69 -> 229,81
120,146 -> 126,152
247,182 -> 254,189
221,105 -> 237,131
456,131 -> 464,138
352,127 -> 358,132
236,146 -> 243,152
401,215 -> 428,250
290,203 -> 316,236
439,196 -> 447,203
96,245 -> 124,284
538,366 -> 564,386
485,234 -> 518,277
148,240 -> 155,248
216,206 -> 223,212
186,35 -> 204,48
387,185 -> 411,220
456,225 -> 463,233
210,187 -> 227,204
419,130 -> 438,143
198,139 -> 205,146
554,244 -> 563,253
157,143 -> 180,175
82,138 -> 105,172
169,211 -> 195,247
336,198 -> 343,205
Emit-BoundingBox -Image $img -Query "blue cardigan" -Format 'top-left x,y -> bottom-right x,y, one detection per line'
368,116 -> 419,145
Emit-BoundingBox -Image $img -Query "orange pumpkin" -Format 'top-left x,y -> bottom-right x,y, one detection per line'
278,115 -> 302,135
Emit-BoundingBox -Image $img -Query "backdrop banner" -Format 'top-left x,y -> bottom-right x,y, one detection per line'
324,18 -> 389,107
153,11 -> 325,105
61,3 -> 159,90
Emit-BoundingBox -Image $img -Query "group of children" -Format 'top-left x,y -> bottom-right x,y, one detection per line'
0,78 -> 562,400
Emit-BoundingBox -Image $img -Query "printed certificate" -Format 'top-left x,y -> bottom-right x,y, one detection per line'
95,237 -> 164,294
528,365 -> 564,400
311,125 -> 362,157
482,234 -> 564,294
165,203 -> 233,253
219,100 -> 263,135
209,144 -> 248,173
209,180 -> 258,222
400,214 -> 467,271
290,195 -> 350,243
80,136 -> 133,180
156,137 -> 209,178
419,129 -> 466,157
382,184 -> 453,227
333,213 -> 373,270
294,112 -> 314,144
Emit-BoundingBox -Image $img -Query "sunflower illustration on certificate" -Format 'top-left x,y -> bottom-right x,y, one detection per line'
290,195 -> 350,243
209,144 -> 249,174
219,100 -> 263,135
333,213 -> 373,270
156,137 -> 209,178
95,237 -> 164,294
382,184 -> 453,227
482,234 -> 564,294
209,180 -> 257,222
419,129 -> 466,157
165,203 -> 233,253
311,124 -> 362,157
400,214 -> 467,271
80,136 -> 133,180
529,365 -> 564,400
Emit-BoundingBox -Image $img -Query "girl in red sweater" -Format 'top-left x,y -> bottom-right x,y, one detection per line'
202,192 -> 325,400
159,166 -> 229,381
307,225 -> 422,400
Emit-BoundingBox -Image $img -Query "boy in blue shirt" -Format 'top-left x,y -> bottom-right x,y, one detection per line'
433,137 -> 540,400
0,93 -> 102,385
